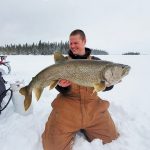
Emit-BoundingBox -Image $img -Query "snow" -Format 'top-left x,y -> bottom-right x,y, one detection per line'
0,55 -> 150,150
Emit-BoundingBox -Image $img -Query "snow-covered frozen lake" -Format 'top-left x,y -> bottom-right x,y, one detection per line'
0,55 -> 150,150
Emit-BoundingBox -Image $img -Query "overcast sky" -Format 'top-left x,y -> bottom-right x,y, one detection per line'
0,0 -> 150,54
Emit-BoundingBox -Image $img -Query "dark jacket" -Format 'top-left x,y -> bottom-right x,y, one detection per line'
55,48 -> 114,94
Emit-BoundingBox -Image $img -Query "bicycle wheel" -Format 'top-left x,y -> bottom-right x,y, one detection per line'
0,88 -> 13,113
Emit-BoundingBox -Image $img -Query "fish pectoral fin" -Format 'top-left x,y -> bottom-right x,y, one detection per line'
34,87 -> 44,101
19,86 -> 32,111
54,51 -> 67,64
93,82 -> 106,93
49,80 -> 59,90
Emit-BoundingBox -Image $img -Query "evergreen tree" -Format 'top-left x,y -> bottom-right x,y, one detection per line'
0,41 -> 109,55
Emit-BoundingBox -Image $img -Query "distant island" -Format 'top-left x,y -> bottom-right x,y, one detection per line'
122,52 -> 140,55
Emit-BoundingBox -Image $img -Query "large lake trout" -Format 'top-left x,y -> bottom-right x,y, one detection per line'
20,52 -> 131,110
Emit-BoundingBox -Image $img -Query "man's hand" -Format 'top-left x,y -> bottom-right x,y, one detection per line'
58,79 -> 71,87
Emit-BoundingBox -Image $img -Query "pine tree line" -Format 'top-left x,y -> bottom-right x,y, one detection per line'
0,41 -> 108,55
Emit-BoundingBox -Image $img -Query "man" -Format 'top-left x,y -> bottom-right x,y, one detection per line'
42,29 -> 119,150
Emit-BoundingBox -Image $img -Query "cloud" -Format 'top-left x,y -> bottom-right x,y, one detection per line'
0,0 -> 150,53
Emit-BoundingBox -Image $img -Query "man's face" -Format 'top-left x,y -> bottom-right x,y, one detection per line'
69,34 -> 86,55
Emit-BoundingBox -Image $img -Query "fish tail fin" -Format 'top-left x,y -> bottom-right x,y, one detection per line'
19,86 -> 32,111
34,87 -> 44,101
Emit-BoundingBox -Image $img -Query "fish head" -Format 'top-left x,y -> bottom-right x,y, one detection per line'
102,63 -> 131,86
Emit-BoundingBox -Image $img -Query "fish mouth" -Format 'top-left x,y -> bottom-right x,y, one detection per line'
122,65 -> 131,76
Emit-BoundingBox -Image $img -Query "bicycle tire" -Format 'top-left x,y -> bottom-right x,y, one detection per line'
0,88 -> 13,112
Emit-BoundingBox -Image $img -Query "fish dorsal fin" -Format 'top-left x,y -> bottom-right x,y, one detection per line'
54,51 -> 67,64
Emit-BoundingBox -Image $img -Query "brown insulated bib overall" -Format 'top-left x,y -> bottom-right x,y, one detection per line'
42,56 -> 119,150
